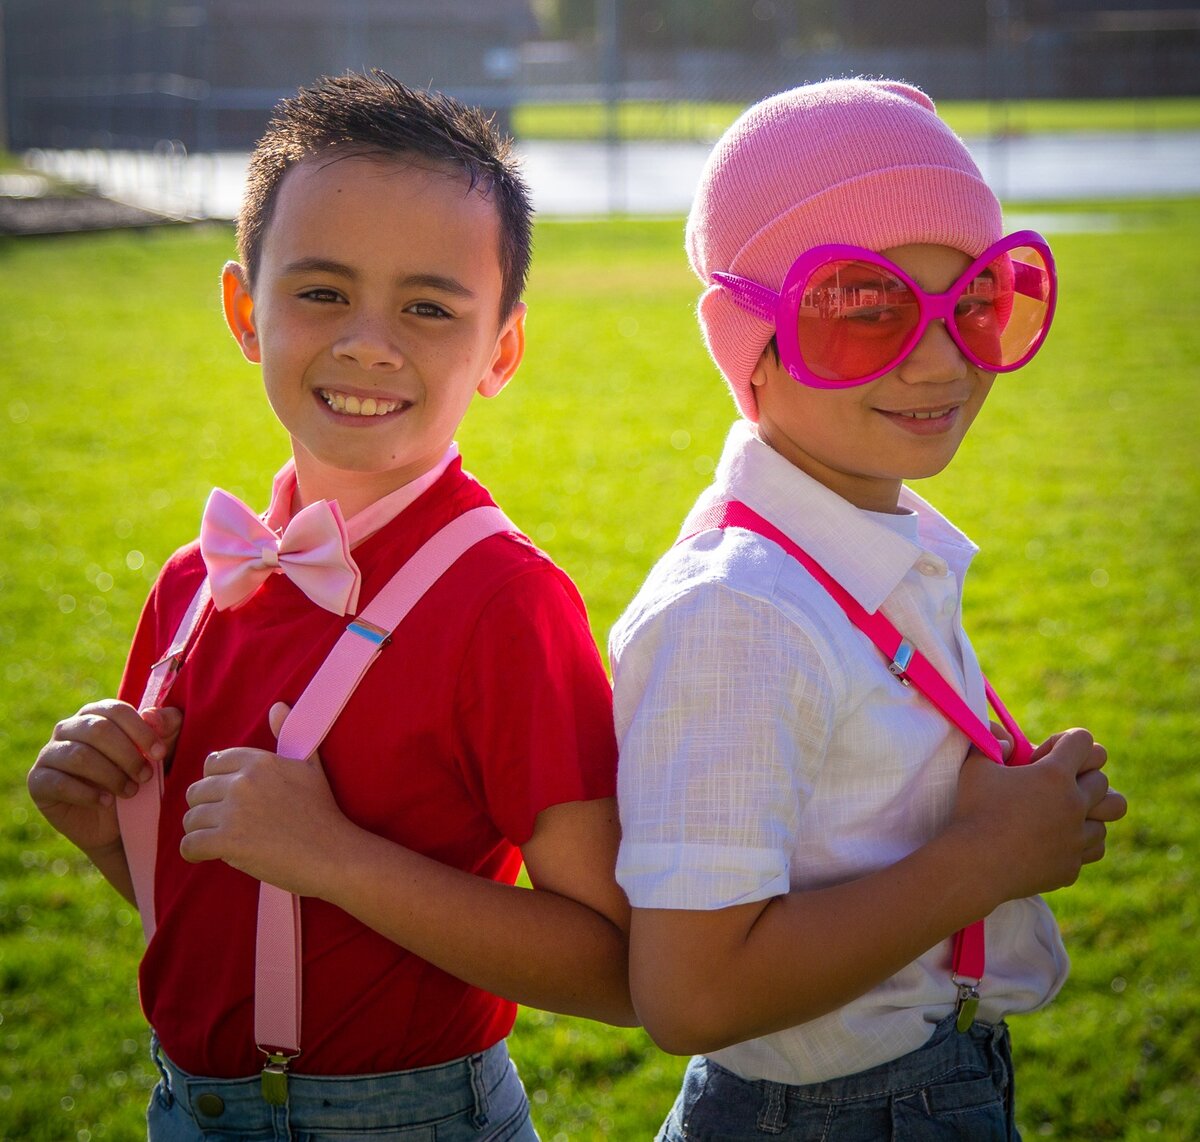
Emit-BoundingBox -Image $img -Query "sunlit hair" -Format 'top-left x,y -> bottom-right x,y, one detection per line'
238,69 -> 533,321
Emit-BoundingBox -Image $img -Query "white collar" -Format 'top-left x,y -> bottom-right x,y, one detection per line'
696,420 -> 977,613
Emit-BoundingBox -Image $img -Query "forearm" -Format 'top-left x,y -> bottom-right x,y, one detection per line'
311,823 -> 636,1026
632,822 -> 998,1053
83,839 -> 138,908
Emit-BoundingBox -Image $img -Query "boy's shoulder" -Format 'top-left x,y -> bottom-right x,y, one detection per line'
611,523 -> 842,661
371,461 -> 587,609
152,537 -> 208,608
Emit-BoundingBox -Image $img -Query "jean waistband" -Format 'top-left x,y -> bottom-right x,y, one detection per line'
151,1033 -> 511,1131
726,1014 -> 1012,1106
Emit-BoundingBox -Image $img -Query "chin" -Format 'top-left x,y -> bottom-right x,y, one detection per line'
902,455 -> 958,482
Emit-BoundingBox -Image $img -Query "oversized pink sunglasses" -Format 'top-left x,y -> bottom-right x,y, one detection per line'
713,230 -> 1057,389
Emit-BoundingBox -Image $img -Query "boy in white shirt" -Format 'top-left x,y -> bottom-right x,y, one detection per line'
611,79 -> 1127,1139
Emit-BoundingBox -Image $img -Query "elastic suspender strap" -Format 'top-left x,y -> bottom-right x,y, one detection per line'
684,501 -> 1032,996
687,503 -> 1009,762
254,505 -> 515,1056
118,578 -> 212,942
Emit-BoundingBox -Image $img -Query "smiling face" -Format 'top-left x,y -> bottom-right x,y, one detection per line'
222,151 -> 525,515
750,243 -> 996,514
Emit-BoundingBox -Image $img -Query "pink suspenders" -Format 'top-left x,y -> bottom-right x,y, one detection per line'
118,504 -> 515,1101
685,500 -> 1035,1032
119,579 -> 213,946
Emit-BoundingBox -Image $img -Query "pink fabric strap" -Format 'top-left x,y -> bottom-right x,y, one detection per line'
685,501 -> 1036,989
255,505 -> 515,1055
117,506 -> 515,1059
119,578 -> 212,942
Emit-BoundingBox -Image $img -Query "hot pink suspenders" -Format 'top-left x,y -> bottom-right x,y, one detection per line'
117,504 -> 515,1101
686,501 -> 1035,1033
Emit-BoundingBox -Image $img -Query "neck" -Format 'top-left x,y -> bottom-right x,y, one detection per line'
290,446 -> 451,519
754,422 -> 904,515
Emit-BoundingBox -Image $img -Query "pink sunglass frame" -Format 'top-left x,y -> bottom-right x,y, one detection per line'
712,230 -> 1058,390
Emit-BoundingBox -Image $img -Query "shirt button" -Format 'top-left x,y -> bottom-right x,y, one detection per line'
916,558 -> 943,576
196,1092 -> 225,1117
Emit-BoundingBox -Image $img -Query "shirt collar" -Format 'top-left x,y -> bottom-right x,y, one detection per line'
264,443 -> 460,548
696,420 -> 977,613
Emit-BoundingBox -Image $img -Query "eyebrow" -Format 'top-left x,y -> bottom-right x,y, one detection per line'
280,257 -> 476,299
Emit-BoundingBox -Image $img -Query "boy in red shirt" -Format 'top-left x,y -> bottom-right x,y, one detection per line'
29,71 -> 630,1140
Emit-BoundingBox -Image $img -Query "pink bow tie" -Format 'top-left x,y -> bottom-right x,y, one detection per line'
199,488 -> 362,615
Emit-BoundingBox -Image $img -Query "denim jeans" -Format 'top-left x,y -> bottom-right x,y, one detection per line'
655,1015 -> 1019,1141
147,1034 -> 539,1141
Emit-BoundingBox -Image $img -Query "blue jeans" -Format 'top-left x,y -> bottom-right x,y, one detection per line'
147,1035 -> 539,1141
655,1015 -> 1019,1141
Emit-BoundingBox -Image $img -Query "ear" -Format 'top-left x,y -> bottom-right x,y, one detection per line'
477,302 -> 526,399
749,340 -> 776,390
221,261 -> 261,364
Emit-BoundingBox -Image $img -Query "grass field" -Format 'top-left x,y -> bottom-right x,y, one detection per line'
512,96 -> 1200,141
1,197 -> 1197,1140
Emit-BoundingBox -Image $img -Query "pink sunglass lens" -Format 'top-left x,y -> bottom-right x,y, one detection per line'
796,261 -> 921,382
954,245 -> 1053,368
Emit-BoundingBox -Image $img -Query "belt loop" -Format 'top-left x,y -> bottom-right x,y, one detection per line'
149,1033 -> 175,1108
756,1079 -> 788,1134
468,1051 -> 491,1130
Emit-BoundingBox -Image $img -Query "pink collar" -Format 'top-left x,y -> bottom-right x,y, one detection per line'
264,445 -> 460,548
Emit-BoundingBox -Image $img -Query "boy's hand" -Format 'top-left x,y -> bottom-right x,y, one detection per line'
951,727 -> 1127,908
1040,729 -> 1128,844
179,702 -> 350,896
28,702 -> 182,858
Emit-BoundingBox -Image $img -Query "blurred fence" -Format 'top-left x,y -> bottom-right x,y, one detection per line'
4,0 -> 1200,154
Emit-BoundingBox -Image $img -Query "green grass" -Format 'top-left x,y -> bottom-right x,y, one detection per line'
1,199 -> 1197,1139
513,96 -> 1200,141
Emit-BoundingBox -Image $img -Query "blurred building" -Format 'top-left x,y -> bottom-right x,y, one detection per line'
1,0 -> 536,150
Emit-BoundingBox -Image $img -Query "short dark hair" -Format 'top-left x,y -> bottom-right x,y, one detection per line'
238,70 -> 533,321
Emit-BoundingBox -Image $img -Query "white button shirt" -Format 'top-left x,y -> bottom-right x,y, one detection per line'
612,420 -> 1068,1085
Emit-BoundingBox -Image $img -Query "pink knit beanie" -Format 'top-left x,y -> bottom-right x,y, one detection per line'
686,79 -> 1003,420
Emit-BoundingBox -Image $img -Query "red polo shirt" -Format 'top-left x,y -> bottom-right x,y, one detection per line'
118,458 -> 617,1077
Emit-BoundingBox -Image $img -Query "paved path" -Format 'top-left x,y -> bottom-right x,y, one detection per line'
521,132 -> 1200,214
18,131 -> 1200,224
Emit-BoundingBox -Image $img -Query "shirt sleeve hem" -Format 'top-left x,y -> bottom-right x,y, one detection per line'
616,841 -> 790,910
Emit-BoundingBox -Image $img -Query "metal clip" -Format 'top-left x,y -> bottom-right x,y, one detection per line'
888,639 -> 915,684
346,618 -> 392,647
259,1051 -> 296,1106
954,980 -> 981,1033
150,650 -> 184,673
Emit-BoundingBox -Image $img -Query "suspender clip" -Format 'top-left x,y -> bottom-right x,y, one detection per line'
953,977 -> 981,1033
149,650 -> 183,673
346,618 -> 392,647
888,639 -> 915,684
258,1048 -> 299,1106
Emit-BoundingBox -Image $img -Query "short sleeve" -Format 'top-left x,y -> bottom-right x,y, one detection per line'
453,564 -> 617,846
612,581 -> 836,911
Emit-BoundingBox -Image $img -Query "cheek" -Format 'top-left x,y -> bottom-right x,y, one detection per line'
968,372 -> 996,411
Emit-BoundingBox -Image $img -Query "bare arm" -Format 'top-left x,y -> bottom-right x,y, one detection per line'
181,703 -> 635,1026
308,798 -> 632,1025
630,729 -> 1127,1054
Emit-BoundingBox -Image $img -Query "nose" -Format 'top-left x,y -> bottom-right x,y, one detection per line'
896,319 -> 969,385
333,311 -> 404,371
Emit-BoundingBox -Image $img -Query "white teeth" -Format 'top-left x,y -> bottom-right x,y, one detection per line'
898,408 -> 951,420
321,390 -> 400,416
